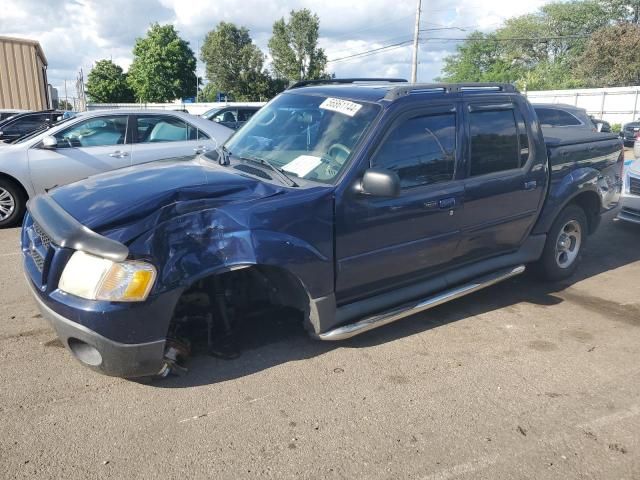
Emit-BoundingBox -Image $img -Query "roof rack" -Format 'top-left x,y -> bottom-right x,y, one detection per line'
384,82 -> 517,100
288,78 -> 408,90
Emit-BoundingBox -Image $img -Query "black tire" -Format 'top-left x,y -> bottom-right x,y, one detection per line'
534,204 -> 588,282
0,178 -> 26,228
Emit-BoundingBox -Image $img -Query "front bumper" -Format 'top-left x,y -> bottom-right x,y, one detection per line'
26,276 -> 166,378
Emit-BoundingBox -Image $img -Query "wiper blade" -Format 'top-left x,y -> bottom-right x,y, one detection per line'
235,152 -> 298,187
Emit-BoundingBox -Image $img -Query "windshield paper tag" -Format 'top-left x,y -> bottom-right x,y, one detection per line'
283,155 -> 323,177
319,97 -> 362,117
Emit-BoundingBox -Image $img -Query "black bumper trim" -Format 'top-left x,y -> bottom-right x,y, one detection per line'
26,278 -> 166,378
27,194 -> 129,262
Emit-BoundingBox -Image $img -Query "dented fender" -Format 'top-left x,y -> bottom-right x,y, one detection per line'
126,186 -> 336,300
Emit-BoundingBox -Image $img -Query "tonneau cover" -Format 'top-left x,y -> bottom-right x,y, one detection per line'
542,127 -> 620,147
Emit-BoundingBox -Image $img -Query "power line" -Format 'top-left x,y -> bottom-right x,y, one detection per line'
327,40 -> 413,63
423,34 -> 592,42
328,34 -> 593,65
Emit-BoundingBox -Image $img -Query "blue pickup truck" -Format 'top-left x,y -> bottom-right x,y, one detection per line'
21,80 -> 623,378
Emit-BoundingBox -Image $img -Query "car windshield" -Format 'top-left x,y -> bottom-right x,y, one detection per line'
224,92 -> 381,184
201,108 -> 222,120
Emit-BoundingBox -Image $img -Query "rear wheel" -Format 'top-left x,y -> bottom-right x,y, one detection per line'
535,204 -> 588,281
0,179 -> 26,228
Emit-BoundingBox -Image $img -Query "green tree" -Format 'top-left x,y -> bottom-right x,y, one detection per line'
439,0 -> 614,89
578,23 -> 640,86
602,0 -> 640,23
57,99 -> 73,110
127,23 -> 197,102
268,9 -> 327,81
86,59 -> 135,103
200,22 -> 279,101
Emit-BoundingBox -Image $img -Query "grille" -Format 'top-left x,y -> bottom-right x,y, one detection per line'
31,249 -> 45,271
33,222 -> 52,249
630,176 -> 640,196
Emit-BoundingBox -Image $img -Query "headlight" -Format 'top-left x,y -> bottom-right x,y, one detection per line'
59,251 -> 156,302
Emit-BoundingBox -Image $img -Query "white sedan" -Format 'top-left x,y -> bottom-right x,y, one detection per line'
0,110 -> 233,227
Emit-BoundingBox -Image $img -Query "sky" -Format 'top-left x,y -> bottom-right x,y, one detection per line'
0,0 -> 553,100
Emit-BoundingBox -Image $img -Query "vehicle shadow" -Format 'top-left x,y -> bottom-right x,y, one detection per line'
150,216 -> 640,388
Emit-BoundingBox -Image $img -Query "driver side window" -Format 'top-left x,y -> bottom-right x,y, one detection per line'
371,113 -> 456,189
55,116 -> 128,148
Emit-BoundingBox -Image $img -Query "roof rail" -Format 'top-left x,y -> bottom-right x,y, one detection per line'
288,78 -> 408,90
384,82 -> 517,100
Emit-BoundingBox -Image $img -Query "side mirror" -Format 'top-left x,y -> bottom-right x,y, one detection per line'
42,136 -> 57,149
360,168 -> 400,197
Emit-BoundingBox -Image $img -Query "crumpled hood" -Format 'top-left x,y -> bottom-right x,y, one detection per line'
49,157 -> 284,242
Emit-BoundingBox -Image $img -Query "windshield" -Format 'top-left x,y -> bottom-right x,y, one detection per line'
201,108 -> 222,120
224,92 -> 380,184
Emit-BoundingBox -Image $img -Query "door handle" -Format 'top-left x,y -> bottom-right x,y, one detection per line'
438,197 -> 457,209
193,145 -> 209,154
524,180 -> 537,191
109,151 -> 129,158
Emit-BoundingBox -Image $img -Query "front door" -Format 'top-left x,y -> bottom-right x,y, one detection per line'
335,104 -> 465,304
28,114 -> 132,193
455,100 -> 547,262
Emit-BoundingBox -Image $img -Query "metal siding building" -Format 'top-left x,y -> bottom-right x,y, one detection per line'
0,36 -> 49,110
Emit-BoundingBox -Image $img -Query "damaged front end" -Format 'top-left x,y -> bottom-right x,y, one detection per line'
23,158 -> 335,378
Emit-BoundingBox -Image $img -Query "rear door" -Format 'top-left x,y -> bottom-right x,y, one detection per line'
130,114 -> 214,165
455,99 -> 546,262
335,103 -> 465,303
28,114 -> 132,193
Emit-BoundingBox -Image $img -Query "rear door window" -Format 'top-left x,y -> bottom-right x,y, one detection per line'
469,109 -> 519,176
135,116 -> 196,143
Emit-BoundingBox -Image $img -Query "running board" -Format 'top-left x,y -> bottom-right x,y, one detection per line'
318,265 -> 526,341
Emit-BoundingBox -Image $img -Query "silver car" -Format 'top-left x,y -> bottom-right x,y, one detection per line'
0,110 -> 233,227
618,159 -> 640,224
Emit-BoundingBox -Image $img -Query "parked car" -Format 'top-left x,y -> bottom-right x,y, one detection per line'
202,105 -> 262,130
635,133 -> 640,159
622,120 -> 640,147
0,110 -> 65,143
532,103 -> 595,130
0,109 -> 232,227
618,158 -> 640,224
589,116 -> 611,133
0,109 -> 29,122
21,80 -> 623,378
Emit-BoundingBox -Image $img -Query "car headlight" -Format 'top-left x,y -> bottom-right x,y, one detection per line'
59,251 -> 156,302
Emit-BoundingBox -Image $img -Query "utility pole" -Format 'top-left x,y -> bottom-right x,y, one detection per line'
411,0 -> 422,83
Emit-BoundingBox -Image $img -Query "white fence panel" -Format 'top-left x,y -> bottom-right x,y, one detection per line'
526,86 -> 640,126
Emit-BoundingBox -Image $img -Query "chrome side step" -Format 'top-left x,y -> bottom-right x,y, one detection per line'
318,265 -> 526,341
